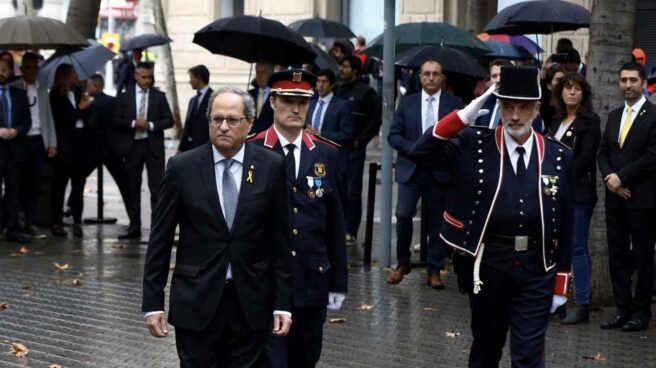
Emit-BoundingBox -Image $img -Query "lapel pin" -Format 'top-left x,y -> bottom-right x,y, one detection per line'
246,165 -> 254,183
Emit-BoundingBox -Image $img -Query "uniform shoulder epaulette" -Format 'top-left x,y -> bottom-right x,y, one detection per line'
469,125 -> 493,131
246,131 -> 265,142
544,135 -> 572,150
311,133 -> 341,148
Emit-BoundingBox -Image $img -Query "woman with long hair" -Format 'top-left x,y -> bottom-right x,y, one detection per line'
49,64 -> 90,237
548,72 -> 601,324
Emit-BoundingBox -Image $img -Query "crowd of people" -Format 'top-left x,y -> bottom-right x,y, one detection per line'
1,35 -> 655,367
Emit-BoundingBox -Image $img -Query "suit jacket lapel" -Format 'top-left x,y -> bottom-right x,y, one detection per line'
298,142 -> 318,184
623,103 -> 650,147
199,143 -> 230,232
233,143 -> 257,231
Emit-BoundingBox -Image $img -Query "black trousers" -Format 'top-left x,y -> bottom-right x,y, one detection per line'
175,283 -> 268,368
124,140 -> 164,230
20,135 -> 46,228
51,131 -> 90,225
266,306 -> 327,368
606,207 -> 656,322
0,151 -> 21,235
467,247 -> 554,368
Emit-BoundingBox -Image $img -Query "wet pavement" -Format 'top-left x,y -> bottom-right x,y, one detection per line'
0,140 -> 655,367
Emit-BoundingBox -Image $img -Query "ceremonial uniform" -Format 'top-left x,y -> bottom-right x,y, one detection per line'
409,66 -> 575,368
254,70 -> 348,368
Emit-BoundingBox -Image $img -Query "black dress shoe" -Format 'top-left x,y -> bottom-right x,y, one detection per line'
601,314 -> 630,329
118,229 -> 141,240
622,319 -> 649,332
562,304 -> 589,325
73,224 -> 83,238
52,225 -> 68,237
6,232 -> 31,243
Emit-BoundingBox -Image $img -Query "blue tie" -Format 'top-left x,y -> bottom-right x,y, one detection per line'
313,99 -> 325,131
423,96 -> 435,133
0,87 -> 8,128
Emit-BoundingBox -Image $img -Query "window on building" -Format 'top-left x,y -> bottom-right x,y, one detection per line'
218,0 -> 244,18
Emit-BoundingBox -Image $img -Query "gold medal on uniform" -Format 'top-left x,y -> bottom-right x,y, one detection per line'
314,163 -> 326,177
306,176 -> 315,198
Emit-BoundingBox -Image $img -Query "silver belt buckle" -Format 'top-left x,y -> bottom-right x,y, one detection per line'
514,236 -> 528,251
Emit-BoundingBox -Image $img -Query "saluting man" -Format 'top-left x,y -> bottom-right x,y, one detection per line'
409,66 -> 575,368
249,69 -> 348,368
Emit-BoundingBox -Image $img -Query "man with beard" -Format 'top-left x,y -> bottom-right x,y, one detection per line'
409,66 -> 575,368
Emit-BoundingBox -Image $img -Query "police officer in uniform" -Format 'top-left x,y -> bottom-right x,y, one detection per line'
249,69 -> 348,368
409,66 -> 575,368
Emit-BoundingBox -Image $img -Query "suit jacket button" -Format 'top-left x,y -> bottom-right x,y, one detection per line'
556,166 -> 561,170
292,229 -> 298,235
293,207 -> 299,214
291,251 -> 296,256
293,187 -> 298,192
468,220 -> 473,225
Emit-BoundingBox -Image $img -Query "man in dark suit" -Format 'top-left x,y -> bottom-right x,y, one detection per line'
305,68 -> 353,206
85,74 -> 129,209
116,48 -> 143,94
409,66 -> 575,368
598,62 -> 656,332
178,65 -> 212,153
143,86 -> 292,367
388,59 -> 464,288
335,55 -> 382,245
248,61 -> 275,134
115,62 -> 173,239
250,69 -> 347,368
0,58 -> 31,242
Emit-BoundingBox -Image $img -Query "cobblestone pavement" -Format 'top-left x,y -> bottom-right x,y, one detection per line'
0,141 -> 655,367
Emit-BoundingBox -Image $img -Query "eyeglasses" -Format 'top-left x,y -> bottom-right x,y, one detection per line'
208,115 -> 248,127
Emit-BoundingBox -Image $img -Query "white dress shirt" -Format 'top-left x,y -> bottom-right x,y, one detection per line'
421,89 -> 441,130
25,82 -> 41,136
618,95 -> 646,142
274,125 -> 302,179
504,128 -> 535,174
311,92 -> 333,132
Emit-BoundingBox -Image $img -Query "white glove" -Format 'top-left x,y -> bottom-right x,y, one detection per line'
550,295 -> 567,313
456,84 -> 495,125
327,292 -> 346,310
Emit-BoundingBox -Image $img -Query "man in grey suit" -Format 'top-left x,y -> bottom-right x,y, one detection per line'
13,52 -> 57,239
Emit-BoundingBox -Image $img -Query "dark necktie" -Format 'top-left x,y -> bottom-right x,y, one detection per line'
285,143 -> 296,181
516,146 -> 526,182
222,158 -> 238,230
0,87 -> 8,128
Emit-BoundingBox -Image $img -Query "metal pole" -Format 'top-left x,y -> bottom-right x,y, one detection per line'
379,0 -> 395,268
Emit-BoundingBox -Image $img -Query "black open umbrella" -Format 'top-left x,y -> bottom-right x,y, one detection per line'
119,33 -> 172,52
482,41 -> 534,61
0,15 -> 88,49
38,43 -> 116,86
484,0 -> 591,35
309,43 -> 337,72
289,17 -> 355,39
193,15 -> 316,65
395,45 -> 487,78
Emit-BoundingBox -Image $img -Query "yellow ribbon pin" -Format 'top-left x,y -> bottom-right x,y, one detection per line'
246,169 -> 254,183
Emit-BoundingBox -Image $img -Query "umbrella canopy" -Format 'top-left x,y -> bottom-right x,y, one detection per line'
289,17 -> 355,39
38,44 -> 116,86
308,43 -> 338,72
484,0 -> 591,35
0,15 -> 88,50
482,41 -> 534,61
119,33 -> 172,52
363,22 -> 491,58
193,15 -> 317,65
395,45 -> 487,78
477,33 -> 543,55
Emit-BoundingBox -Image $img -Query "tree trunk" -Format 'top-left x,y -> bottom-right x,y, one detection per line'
65,0 -> 102,39
152,0 -> 182,139
464,0 -> 497,34
586,0 -> 637,307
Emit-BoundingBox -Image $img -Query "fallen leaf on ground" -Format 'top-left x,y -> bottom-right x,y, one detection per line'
582,353 -> 608,361
112,243 -> 127,249
70,249 -> 84,254
72,279 -> 82,286
53,262 -> 70,270
50,365 -> 63,368
440,268 -> 449,275
329,318 -> 346,324
9,342 -> 28,357
77,272 -> 85,278
423,307 -> 437,312
360,303 -> 373,310
445,331 -> 460,338
19,246 -> 29,254
21,284 -> 31,290
382,267 -> 393,273
0,303 -> 8,309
